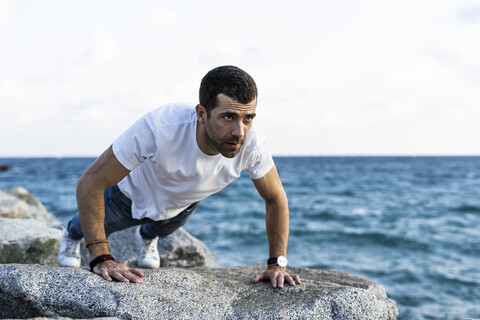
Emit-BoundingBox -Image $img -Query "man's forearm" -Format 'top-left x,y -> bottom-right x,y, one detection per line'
254,191 -> 301,288
76,177 -> 111,258
265,195 -> 290,258
75,146 -> 131,259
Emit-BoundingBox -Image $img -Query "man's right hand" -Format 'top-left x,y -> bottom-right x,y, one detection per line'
93,260 -> 144,284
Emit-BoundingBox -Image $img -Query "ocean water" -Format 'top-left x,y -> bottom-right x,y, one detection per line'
1,156 -> 479,319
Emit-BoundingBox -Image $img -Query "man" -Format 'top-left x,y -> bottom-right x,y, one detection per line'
58,65 -> 301,289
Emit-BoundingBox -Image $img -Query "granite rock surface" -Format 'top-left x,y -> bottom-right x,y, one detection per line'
0,218 -> 62,265
0,264 -> 398,320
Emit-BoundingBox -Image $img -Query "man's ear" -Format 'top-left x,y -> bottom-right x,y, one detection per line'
196,104 -> 207,125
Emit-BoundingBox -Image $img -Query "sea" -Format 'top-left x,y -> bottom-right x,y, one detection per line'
0,156 -> 479,320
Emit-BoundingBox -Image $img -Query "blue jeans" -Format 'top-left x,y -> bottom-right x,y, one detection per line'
67,185 -> 198,240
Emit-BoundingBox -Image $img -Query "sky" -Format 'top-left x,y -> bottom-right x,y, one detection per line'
0,0 -> 479,157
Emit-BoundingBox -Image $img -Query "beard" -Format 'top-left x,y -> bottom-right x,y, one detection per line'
204,123 -> 245,158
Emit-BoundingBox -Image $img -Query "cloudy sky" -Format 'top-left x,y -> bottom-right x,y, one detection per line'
1,0 -> 479,157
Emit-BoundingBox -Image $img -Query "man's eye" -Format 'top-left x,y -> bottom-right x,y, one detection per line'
224,115 -> 233,120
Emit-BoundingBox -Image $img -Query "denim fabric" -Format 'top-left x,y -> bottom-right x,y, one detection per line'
67,185 -> 198,240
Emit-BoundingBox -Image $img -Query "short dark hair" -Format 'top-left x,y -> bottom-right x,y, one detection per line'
199,66 -> 258,115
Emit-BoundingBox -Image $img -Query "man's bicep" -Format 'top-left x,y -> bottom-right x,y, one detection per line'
252,165 -> 287,202
79,145 -> 131,190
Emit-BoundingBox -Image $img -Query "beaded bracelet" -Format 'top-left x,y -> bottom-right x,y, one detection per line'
85,239 -> 109,248
89,254 -> 115,272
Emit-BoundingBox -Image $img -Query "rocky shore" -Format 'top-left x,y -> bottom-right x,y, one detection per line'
0,187 -> 398,319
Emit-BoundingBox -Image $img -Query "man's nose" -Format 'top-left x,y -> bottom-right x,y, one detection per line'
231,121 -> 245,139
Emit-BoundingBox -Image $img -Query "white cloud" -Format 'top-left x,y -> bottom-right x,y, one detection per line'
0,77 -> 25,100
88,27 -> 117,65
0,0 -> 11,31
147,7 -> 178,29
458,4 -> 480,23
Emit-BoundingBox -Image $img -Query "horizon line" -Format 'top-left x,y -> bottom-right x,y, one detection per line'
1,154 -> 480,159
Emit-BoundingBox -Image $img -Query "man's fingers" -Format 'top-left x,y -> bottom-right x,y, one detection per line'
270,274 -> 278,288
285,275 -> 296,286
94,261 -> 144,284
94,264 -> 113,281
252,273 -> 265,283
125,270 -> 143,284
253,270 -> 302,289
111,271 -> 130,283
129,268 -> 144,278
107,270 -> 142,284
285,274 -> 301,286
100,269 -> 112,282
111,269 -> 145,284
131,277 -> 143,284
277,275 -> 284,289
293,274 -> 301,284
127,268 -> 144,283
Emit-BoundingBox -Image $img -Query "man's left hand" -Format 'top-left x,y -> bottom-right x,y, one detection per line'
252,265 -> 301,289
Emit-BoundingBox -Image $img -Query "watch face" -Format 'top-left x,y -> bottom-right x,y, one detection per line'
277,256 -> 288,267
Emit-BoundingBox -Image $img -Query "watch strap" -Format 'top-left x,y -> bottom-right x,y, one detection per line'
267,256 -> 287,267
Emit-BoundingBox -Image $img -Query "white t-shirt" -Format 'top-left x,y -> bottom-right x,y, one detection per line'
112,103 -> 274,221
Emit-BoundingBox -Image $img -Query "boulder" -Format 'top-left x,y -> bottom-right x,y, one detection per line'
0,187 -> 60,223
0,188 -> 63,266
0,164 -> 12,172
0,218 -> 62,265
0,264 -> 398,319
0,190 -> 29,219
80,226 -> 218,268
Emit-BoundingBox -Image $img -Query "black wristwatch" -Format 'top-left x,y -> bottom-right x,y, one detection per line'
267,255 -> 288,268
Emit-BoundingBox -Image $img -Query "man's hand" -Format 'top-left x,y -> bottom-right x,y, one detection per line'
252,265 -> 301,289
93,260 -> 144,284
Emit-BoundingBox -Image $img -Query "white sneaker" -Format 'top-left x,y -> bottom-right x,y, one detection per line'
136,227 -> 160,268
58,228 -> 81,267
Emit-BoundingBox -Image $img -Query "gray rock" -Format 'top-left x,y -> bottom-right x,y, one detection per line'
0,190 -> 29,218
0,164 -> 12,172
5,318 -> 119,320
0,188 -> 63,266
157,227 -> 219,267
0,264 -> 398,320
0,187 -> 60,224
80,226 -> 219,268
0,218 -> 62,265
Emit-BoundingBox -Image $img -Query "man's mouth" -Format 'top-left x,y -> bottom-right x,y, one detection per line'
226,141 -> 241,149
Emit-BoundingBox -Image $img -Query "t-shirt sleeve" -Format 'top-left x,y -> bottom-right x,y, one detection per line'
112,114 -> 158,171
246,131 -> 275,180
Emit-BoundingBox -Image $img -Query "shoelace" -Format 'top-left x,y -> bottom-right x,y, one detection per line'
66,238 -> 79,255
144,240 -> 157,255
